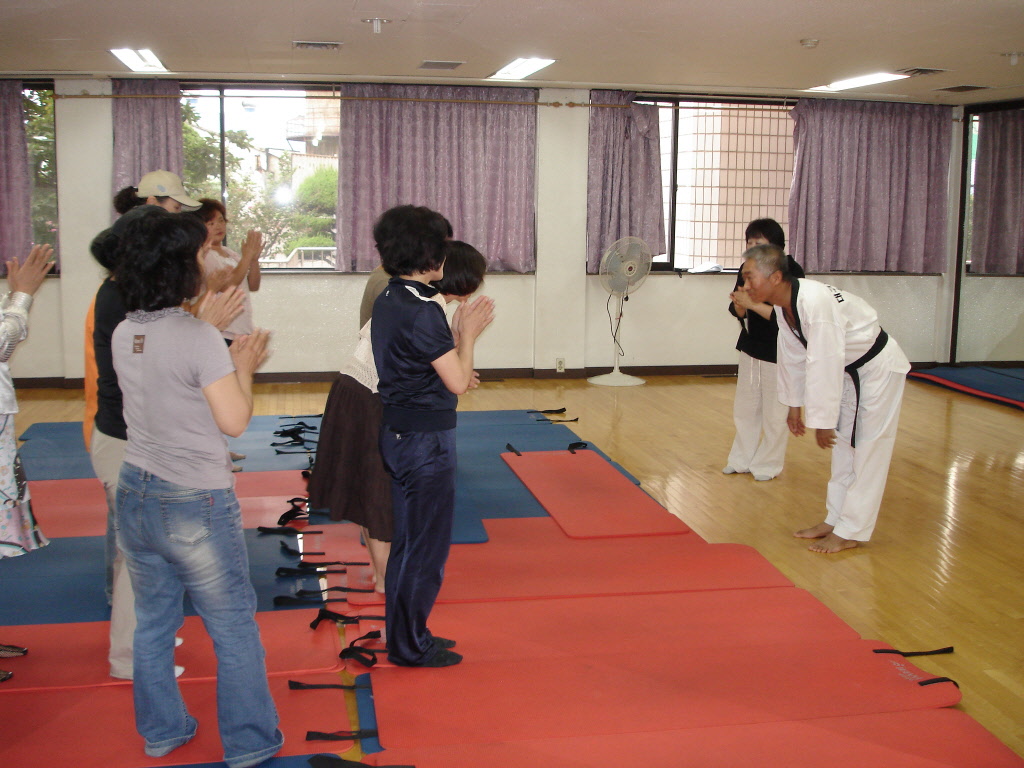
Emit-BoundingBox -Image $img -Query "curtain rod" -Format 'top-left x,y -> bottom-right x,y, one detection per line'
53,93 -> 633,108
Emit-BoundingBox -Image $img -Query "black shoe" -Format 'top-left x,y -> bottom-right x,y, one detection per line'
419,648 -> 462,667
0,644 -> 27,658
0,670 -> 12,682
433,636 -> 457,649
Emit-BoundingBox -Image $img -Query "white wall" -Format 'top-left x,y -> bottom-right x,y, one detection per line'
8,80 -> 1024,383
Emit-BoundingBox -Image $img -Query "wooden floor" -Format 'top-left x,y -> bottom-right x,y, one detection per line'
15,374 -> 1024,756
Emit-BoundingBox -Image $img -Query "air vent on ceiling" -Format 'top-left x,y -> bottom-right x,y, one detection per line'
293,41 -> 341,51
897,67 -> 947,77
419,60 -> 464,70
937,85 -> 989,92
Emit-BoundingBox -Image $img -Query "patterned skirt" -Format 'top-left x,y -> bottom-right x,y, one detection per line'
0,415 -> 49,558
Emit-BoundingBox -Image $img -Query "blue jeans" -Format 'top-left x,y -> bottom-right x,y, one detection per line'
116,463 -> 283,768
379,427 -> 456,665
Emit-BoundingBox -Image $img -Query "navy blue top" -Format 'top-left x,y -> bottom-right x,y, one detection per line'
371,277 -> 457,432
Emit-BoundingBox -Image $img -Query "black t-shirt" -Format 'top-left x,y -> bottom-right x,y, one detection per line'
730,253 -> 805,363
93,278 -> 128,440
371,277 -> 456,432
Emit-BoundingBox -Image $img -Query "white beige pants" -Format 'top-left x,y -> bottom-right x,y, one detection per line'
824,369 -> 906,541
90,426 -> 134,678
726,352 -> 790,478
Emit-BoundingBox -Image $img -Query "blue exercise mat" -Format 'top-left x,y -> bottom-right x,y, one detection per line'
909,366 -> 1024,409
0,530 -> 328,626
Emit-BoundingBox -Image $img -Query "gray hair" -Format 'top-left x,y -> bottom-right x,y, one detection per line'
742,243 -> 790,279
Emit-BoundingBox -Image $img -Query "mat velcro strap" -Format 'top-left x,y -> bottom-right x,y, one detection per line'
259,526 -> 323,537
919,676 -> 960,689
300,560 -> 370,568
309,610 -> 385,626
548,417 -> 579,422
288,679 -> 368,691
278,420 -> 320,431
276,566 -> 347,577
567,441 -> 588,453
275,447 -> 318,454
305,728 -> 377,742
528,407 -> 566,414
296,586 -> 375,597
307,756 -> 415,768
274,594 -> 353,606
280,542 -> 325,557
278,504 -> 309,525
339,630 -> 384,667
505,442 -> 521,456
873,646 -> 954,657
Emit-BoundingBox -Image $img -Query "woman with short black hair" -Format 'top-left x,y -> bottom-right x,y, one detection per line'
111,206 -> 281,768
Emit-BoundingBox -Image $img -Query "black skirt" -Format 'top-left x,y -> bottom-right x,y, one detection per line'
307,374 -> 393,540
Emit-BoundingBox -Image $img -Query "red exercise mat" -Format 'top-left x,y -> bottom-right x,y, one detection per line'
365,709 -> 1022,768
369,639 -> 961,749
345,587 -> 859,668
436,517 -> 790,601
27,478 -> 107,537
0,672 -> 358,768
501,448 -> 690,538
0,609 -> 341,692
234,469 -> 309,498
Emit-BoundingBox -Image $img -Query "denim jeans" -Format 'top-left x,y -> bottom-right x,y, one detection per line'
378,426 -> 456,665
116,463 -> 283,768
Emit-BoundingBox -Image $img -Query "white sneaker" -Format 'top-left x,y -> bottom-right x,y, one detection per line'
174,665 -> 185,678
175,637 -> 183,647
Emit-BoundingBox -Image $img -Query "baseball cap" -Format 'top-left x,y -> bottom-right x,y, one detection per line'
136,170 -> 201,211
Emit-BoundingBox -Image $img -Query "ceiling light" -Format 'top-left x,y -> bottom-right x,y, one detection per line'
110,48 -> 168,73
807,72 -> 909,92
362,18 -> 391,34
488,58 -> 555,80
800,39 -> 819,49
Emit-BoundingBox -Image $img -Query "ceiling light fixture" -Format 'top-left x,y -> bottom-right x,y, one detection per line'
488,57 -> 555,80
110,48 -> 168,72
800,38 -> 819,49
1002,52 -> 1022,66
807,72 -> 909,92
362,18 -> 391,34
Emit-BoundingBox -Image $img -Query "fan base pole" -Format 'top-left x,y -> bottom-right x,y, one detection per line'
587,371 -> 646,387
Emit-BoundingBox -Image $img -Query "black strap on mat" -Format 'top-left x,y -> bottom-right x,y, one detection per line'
505,442 -> 521,456
339,630 -> 384,667
296,586 -> 375,597
873,646 -> 954,658
567,441 -> 588,453
300,559 -> 370,569
305,729 -> 378,742
288,679 -> 369,691
528,407 -> 566,414
280,542 -> 325,557
308,756 -> 415,768
310,608 -> 386,629
274,595 -> 353,607
919,676 -> 960,689
276,567 -> 347,577
258,526 -> 323,537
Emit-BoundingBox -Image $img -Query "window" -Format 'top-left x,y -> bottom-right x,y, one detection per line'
23,86 -> 59,270
181,86 -> 339,269
645,99 -> 794,271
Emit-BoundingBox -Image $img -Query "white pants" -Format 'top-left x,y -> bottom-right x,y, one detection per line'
825,369 -> 906,541
90,426 -> 134,678
726,352 -> 790,478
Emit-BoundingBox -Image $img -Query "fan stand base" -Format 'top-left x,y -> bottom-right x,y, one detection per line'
587,371 -> 646,387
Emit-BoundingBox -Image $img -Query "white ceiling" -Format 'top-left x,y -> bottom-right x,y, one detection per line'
2,0 -> 1023,105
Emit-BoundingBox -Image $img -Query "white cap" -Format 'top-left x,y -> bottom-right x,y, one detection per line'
136,170 -> 201,212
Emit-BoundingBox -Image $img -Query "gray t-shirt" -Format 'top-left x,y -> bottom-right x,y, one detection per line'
114,307 -> 237,490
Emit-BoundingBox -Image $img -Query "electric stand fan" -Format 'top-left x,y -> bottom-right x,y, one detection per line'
588,237 -> 653,387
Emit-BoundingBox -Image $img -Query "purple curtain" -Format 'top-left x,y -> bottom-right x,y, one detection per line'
336,84 -> 537,273
970,109 -> 1024,275
788,99 -> 952,272
111,79 -> 184,202
0,81 -> 32,270
586,90 -> 665,274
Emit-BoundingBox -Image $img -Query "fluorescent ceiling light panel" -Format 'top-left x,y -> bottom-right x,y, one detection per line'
489,57 -> 555,80
807,72 -> 909,91
110,48 -> 168,72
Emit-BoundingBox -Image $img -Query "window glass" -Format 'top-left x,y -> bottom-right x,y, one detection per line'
24,87 -> 59,271
182,88 -> 339,269
649,100 -> 794,271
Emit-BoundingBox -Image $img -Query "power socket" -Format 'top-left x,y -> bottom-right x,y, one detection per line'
555,358 -> 566,373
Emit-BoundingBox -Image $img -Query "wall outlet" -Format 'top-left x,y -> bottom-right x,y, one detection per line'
555,358 -> 566,373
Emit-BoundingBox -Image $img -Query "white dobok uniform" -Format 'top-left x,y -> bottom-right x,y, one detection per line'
776,279 -> 910,541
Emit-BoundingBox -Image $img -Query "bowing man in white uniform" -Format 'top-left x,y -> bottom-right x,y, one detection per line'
740,244 -> 910,554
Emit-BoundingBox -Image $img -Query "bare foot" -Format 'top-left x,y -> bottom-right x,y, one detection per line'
808,532 -> 859,554
794,522 -> 833,539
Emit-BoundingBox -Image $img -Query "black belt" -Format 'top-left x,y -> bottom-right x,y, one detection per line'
844,329 -> 888,448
